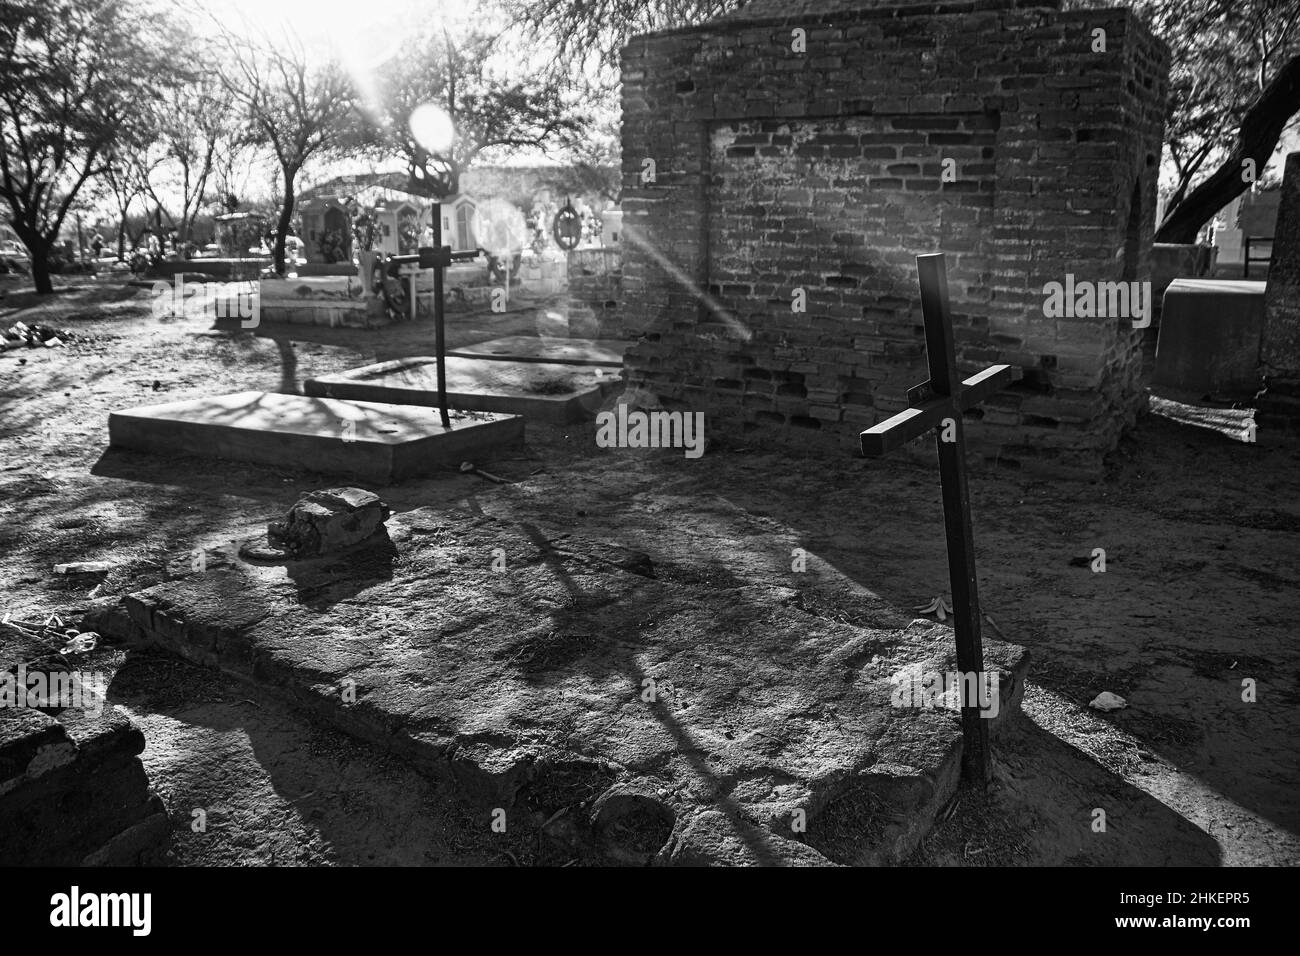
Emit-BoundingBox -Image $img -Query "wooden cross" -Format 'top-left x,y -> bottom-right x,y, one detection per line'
860,253 -> 1021,786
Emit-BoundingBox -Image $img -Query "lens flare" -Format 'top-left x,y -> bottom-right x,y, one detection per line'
409,104 -> 455,155
472,199 -> 527,258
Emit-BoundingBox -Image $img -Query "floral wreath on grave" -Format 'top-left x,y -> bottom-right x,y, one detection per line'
346,196 -> 379,254
347,197 -> 411,320
397,211 -> 420,255
319,227 -> 348,264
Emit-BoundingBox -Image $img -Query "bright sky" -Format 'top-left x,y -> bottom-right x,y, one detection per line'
203,0 -> 516,74
162,0 -> 588,209
210,0 -> 443,52
199,0 -> 586,158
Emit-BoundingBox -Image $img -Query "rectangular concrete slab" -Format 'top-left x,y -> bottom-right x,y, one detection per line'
109,391 -> 523,484
447,335 -> 628,367
1154,279 -> 1266,394
102,494 -> 1029,867
305,356 -> 623,423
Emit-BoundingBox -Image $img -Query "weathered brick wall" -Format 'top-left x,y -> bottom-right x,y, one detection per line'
708,115 -> 998,431
568,249 -> 622,307
567,248 -> 625,336
620,0 -> 1168,470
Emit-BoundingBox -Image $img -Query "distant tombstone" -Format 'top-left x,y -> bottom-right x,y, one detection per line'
1261,152 -> 1300,383
601,209 -> 622,247
320,205 -> 351,264
1213,194 -> 1245,269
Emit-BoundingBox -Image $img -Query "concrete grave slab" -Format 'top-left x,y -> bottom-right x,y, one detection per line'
1153,280 -> 1267,394
109,391 -> 523,484
252,275 -> 384,329
1,682 -> 168,864
447,335 -> 629,368
305,356 -> 623,423
97,488 -> 1030,867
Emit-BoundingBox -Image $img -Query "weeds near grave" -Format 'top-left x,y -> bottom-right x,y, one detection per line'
1029,656 -> 1139,708
526,375 -> 578,395
602,804 -> 675,859
493,629 -> 598,672
799,784 -> 890,865
781,588 -> 884,630
108,648 -> 237,711
1116,711 -> 1206,749
514,761 -> 614,818
904,784 -> 1035,867
652,561 -> 743,590
1021,685 -> 1150,776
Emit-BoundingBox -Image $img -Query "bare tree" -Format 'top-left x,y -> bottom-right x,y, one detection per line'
355,21 -> 586,188
551,127 -> 622,206
210,137 -> 259,216
214,20 -> 353,274
1158,53 -> 1300,243
137,67 -> 241,248
511,0 -> 738,75
1138,0 -> 1300,242
100,151 -> 150,259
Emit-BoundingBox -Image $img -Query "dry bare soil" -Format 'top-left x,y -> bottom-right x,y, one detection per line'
2,278 -> 1297,866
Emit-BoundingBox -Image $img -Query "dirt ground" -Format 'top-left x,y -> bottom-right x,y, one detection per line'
2,276 -> 1297,866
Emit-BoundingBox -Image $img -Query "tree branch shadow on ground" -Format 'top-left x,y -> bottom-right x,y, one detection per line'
687,419 -> 1300,843
514,518 -> 791,865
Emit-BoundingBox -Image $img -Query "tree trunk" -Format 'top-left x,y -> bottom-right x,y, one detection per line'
12,221 -> 54,294
274,166 -> 297,276
29,244 -> 54,294
1156,53 -> 1300,244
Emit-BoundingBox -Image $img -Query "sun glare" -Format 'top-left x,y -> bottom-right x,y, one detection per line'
409,104 -> 456,155
213,0 -> 416,66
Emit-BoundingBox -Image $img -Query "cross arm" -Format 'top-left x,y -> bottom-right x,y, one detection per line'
860,364 -> 1021,457
906,363 -> 1022,409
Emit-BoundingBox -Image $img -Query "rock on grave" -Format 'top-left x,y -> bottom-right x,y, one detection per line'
269,488 -> 391,558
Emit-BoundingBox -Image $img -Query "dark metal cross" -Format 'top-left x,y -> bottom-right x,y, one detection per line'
860,253 -> 1020,786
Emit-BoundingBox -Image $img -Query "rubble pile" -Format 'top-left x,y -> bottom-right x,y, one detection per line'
0,321 -> 77,351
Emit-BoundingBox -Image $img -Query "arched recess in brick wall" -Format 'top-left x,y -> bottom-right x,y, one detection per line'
1121,176 -> 1143,283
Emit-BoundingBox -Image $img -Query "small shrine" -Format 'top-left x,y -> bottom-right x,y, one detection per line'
298,174 -> 480,265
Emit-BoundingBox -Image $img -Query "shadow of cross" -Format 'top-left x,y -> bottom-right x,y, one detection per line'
860,253 -> 1022,787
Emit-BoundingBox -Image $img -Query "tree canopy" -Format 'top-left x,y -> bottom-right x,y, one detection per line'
0,0 -> 180,290
7,0 -> 1299,291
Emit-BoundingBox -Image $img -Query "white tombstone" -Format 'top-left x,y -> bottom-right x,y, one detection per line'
1214,194 -> 1245,269
601,209 -> 623,247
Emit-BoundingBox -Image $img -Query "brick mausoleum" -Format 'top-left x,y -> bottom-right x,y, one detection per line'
619,0 -> 1168,469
